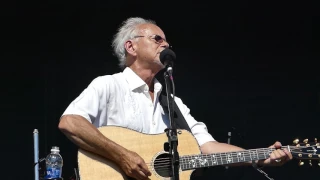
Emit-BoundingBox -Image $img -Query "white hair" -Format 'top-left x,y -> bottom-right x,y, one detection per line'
111,17 -> 156,69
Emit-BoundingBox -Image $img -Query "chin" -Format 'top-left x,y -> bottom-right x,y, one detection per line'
154,60 -> 164,68
150,61 -> 164,73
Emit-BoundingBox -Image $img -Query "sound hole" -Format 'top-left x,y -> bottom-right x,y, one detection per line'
154,153 -> 172,178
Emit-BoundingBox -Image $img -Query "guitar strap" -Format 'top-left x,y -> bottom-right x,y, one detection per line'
159,93 -> 191,132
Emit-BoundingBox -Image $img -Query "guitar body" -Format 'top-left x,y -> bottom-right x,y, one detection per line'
78,126 -> 201,180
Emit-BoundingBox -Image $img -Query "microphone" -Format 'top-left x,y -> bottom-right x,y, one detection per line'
160,48 -> 176,75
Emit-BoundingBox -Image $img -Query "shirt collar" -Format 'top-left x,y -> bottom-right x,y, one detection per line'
123,67 -> 162,92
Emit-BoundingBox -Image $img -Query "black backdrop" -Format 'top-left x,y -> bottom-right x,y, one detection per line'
3,0 -> 319,179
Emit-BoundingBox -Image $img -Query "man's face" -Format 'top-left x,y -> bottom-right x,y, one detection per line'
133,24 -> 170,68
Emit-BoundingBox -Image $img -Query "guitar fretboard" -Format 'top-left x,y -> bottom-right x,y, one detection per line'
180,148 -> 277,170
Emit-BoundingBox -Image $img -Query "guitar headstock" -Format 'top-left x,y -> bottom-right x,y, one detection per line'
291,138 -> 320,167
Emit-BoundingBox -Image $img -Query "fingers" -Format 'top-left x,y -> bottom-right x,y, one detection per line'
271,141 -> 292,161
273,141 -> 282,148
122,150 -> 152,179
283,149 -> 293,160
134,170 -> 150,180
263,141 -> 293,166
270,141 -> 283,161
132,156 -> 151,179
140,163 -> 152,176
270,148 -> 292,166
127,165 -> 150,180
270,149 -> 286,160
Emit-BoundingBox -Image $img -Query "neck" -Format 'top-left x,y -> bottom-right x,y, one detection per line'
179,146 -> 292,171
128,65 -> 160,92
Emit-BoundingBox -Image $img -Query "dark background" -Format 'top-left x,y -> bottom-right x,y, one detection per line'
2,0 -> 319,179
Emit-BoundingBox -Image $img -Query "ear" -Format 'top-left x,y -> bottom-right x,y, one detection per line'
124,40 -> 137,56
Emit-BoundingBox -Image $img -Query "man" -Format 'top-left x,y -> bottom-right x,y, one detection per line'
58,17 -> 292,180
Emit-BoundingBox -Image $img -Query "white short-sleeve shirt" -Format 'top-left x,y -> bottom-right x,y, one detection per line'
62,67 -> 215,146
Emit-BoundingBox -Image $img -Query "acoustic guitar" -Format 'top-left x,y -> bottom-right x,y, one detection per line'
77,126 -> 319,180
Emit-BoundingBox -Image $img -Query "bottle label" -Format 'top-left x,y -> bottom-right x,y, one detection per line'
45,167 -> 61,178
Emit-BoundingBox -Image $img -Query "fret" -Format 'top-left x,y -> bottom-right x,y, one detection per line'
187,156 -> 191,169
225,152 -> 233,164
219,153 -> 224,165
195,155 -> 201,168
180,156 -> 185,169
180,148 -> 275,171
255,148 -> 271,160
183,156 -> 191,170
237,151 -> 246,162
198,155 -> 209,167
264,148 -> 271,159
182,155 -> 209,169
247,150 -> 252,161
249,149 -> 258,161
210,153 -> 218,166
180,156 -> 185,170
190,155 -> 197,168
188,155 -> 193,169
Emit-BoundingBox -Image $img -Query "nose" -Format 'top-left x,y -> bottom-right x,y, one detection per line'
161,41 -> 170,49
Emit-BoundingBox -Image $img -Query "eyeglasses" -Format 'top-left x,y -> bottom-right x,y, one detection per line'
133,34 -> 169,46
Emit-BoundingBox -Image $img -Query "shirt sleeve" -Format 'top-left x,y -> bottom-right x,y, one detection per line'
174,97 -> 216,146
61,76 -> 109,124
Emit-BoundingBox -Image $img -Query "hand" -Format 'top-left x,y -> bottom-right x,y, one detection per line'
118,149 -> 152,180
259,141 -> 293,166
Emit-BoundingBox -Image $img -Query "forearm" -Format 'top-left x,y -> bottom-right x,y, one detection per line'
58,115 -> 127,163
200,141 -> 255,166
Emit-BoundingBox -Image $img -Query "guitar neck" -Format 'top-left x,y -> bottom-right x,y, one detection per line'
180,147 -> 289,170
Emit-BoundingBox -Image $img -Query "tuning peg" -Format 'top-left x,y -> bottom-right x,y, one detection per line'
309,160 -> 312,166
318,161 -> 320,167
293,139 -> 299,144
299,160 -> 304,166
315,138 -> 318,143
303,139 -> 308,143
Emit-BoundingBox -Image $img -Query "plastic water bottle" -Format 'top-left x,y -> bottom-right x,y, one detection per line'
45,146 -> 63,179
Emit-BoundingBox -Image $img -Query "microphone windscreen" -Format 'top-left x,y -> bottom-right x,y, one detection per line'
160,48 -> 176,65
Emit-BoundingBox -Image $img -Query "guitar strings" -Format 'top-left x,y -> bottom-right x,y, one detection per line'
142,145 -> 318,172
146,145 -> 314,165
146,150 -> 317,167
146,154 -> 269,166
146,145 -> 316,165
146,148 -> 316,165
144,152 -> 312,173
144,152 -> 317,174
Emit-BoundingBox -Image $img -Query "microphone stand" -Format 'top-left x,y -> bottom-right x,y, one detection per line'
34,129 -> 40,180
163,66 -> 179,180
